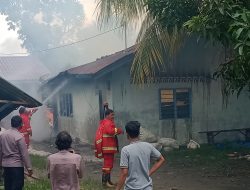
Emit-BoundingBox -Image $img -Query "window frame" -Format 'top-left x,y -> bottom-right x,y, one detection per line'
159,88 -> 192,120
59,93 -> 73,117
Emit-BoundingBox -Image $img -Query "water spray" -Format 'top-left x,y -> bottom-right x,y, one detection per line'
42,80 -> 68,105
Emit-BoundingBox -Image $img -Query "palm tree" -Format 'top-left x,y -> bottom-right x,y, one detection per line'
96,0 -> 185,84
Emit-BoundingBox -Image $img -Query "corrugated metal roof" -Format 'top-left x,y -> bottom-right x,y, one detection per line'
0,56 -> 50,81
67,46 -> 135,75
0,76 -> 42,120
42,46 -> 135,88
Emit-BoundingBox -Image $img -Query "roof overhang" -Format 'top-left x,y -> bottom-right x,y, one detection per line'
0,77 -> 42,120
42,50 -> 135,89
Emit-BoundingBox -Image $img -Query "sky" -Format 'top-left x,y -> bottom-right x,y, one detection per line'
0,0 -> 137,66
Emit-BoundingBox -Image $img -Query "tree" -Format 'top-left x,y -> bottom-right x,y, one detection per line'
96,0 -> 250,96
97,0 -> 199,83
184,0 -> 250,96
0,0 -> 84,71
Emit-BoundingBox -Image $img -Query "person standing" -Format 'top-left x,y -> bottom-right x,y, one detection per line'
101,109 -> 123,188
18,106 -> 38,148
47,131 -> 84,190
116,121 -> 165,190
0,115 -> 33,190
0,126 -> 4,187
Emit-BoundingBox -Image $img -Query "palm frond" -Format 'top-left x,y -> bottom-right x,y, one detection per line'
96,0 -> 186,85
131,22 -> 185,84
95,0 -> 147,27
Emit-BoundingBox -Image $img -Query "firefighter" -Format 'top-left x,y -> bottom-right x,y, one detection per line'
101,109 -> 123,188
18,106 -> 38,148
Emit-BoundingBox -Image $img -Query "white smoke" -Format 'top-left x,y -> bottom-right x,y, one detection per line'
31,105 -> 52,142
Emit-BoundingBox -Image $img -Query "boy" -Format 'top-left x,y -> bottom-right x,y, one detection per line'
116,121 -> 165,190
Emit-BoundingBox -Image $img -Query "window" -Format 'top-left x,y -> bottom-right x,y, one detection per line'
160,89 -> 191,119
59,93 -> 73,117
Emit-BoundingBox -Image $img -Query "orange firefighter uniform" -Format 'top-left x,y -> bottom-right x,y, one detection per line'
19,110 -> 35,148
101,118 -> 123,173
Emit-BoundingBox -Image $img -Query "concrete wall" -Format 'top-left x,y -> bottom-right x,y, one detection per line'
53,39 -> 250,145
56,79 -> 100,142
53,69 -> 250,145
192,81 -> 250,143
110,66 -> 250,145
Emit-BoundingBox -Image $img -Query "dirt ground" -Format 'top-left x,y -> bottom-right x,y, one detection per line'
32,140 -> 250,190
85,158 -> 250,190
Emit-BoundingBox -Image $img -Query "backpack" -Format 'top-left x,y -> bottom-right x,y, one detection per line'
94,121 -> 104,158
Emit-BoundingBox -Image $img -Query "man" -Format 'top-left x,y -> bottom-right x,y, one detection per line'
0,115 -> 32,190
0,126 -> 4,188
101,109 -> 123,188
116,121 -> 165,190
47,131 -> 84,190
18,106 -> 38,148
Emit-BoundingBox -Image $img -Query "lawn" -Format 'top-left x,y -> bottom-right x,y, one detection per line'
24,143 -> 250,189
165,143 -> 250,176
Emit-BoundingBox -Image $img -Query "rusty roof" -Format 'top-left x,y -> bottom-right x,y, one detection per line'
0,56 -> 50,81
67,46 -> 135,75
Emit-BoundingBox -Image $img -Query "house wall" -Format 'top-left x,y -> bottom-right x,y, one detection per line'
192,82 -> 250,143
109,65 -> 250,145
53,71 -> 250,145
52,39 -> 250,145
56,79 -> 100,142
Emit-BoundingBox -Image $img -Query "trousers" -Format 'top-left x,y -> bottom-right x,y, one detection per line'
3,167 -> 24,190
102,153 -> 114,173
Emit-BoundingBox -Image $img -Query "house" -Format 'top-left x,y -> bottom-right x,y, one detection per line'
42,39 -> 250,145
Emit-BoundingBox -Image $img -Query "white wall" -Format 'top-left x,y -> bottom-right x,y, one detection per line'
56,79 -> 100,142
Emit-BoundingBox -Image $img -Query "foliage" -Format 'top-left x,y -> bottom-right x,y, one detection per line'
145,0 -> 200,29
96,0 -> 146,26
0,0 -> 84,51
131,22 -> 185,83
185,0 -> 250,96
0,0 -> 84,71
96,0 -> 190,83
97,0 -> 250,96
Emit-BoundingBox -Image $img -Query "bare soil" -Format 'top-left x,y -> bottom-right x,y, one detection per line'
32,140 -> 250,190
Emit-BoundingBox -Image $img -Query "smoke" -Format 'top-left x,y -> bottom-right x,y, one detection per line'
0,1 -> 139,142
31,105 -> 51,142
42,79 -> 68,105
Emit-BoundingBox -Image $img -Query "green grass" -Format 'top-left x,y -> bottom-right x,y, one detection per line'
25,144 -> 250,189
165,144 -> 250,176
166,144 -> 250,166
30,155 -> 47,170
24,178 -> 103,190
25,155 -> 103,190
24,179 -> 50,190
